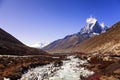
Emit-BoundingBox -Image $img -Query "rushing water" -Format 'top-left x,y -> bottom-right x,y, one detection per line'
20,56 -> 94,80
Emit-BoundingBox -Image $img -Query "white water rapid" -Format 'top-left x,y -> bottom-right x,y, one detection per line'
20,56 -> 94,80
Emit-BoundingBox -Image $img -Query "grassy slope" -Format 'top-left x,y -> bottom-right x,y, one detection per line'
69,22 -> 120,54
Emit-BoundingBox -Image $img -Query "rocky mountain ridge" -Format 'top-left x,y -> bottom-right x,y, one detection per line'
43,17 -> 108,53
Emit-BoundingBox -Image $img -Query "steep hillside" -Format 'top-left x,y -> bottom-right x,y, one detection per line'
0,28 -> 47,55
0,28 -> 23,45
43,17 -> 107,53
71,21 -> 120,54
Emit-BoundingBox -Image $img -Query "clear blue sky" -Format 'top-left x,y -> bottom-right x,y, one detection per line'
0,0 -> 120,45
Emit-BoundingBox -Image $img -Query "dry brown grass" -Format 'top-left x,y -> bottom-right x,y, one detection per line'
86,54 -> 120,80
69,22 -> 120,54
0,54 -> 65,79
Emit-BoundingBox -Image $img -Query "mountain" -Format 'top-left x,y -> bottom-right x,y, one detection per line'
80,16 -> 107,36
27,42 -> 50,48
0,28 -> 47,55
43,17 -> 108,53
70,21 -> 120,54
0,28 -> 24,45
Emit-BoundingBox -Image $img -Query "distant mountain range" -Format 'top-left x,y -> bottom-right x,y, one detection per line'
43,17 -> 108,53
27,42 -> 50,48
0,28 -> 47,55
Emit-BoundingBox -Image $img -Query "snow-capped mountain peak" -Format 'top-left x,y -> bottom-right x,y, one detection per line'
86,16 -> 97,24
80,16 -> 107,35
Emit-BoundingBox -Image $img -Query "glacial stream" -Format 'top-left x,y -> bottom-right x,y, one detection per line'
20,56 -> 94,80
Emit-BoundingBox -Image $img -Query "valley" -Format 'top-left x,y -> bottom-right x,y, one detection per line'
1,52 -> 120,80
0,19 -> 120,80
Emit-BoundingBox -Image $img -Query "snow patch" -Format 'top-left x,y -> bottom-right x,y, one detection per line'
92,32 -> 99,35
100,22 -> 105,28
